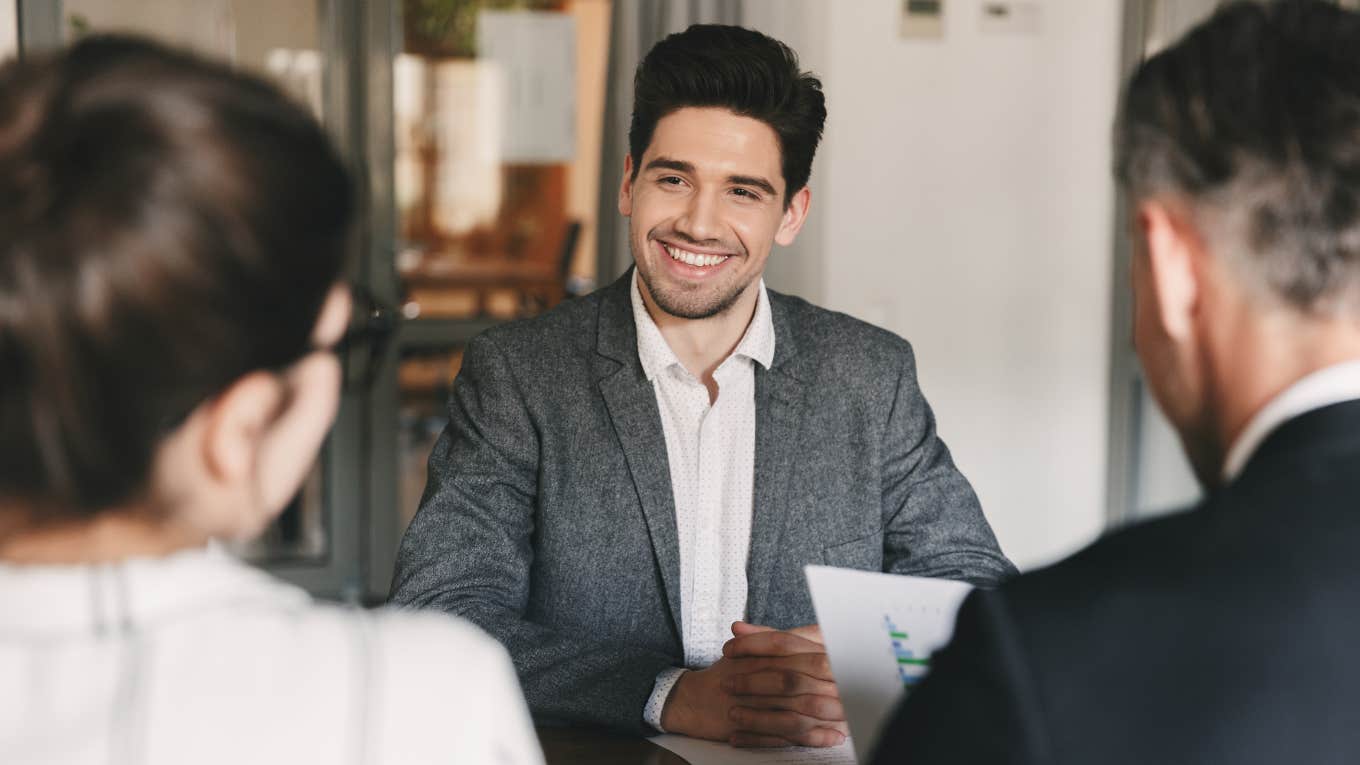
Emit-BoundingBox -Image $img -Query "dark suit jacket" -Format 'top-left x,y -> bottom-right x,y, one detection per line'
873,399 -> 1360,764
390,272 -> 1015,733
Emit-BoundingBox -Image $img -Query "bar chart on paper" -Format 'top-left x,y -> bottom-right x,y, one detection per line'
885,615 -> 934,687
805,566 -> 973,763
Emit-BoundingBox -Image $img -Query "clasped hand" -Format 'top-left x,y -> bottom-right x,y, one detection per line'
660,622 -> 847,748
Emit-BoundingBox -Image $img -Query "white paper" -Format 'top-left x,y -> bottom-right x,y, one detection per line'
804,566 -> 972,763
650,735 -> 857,765
476,10 -> 576,163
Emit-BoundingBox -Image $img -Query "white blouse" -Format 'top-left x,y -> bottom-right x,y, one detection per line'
0,545 -> 543,765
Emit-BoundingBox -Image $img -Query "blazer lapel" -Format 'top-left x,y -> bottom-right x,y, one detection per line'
745,298 -> 809,625
594,273 -> 685,636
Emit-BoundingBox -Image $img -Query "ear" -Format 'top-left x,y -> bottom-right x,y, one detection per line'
618,153 -> 636,217
1138,200 -> 1202,343
252,351 -> 341,513
200,372 -> 287,486
774,186 -> 812,247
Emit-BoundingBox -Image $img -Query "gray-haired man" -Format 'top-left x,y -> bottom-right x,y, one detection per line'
875,2 -> 1360,762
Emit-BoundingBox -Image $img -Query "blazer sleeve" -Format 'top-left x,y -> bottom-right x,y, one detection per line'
879,342 -> 1018,586
388,333 -> 675,733
869,590 -> 1050,765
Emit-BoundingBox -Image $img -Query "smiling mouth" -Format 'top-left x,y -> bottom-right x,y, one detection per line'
661,241 -> 732,268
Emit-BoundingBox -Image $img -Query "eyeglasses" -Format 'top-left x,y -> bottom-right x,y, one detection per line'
336,284 -> 398,392
156,285 -> 400,433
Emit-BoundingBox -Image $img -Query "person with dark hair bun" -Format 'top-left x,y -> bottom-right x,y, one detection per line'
0,36 -> 541,765
873,2 -> 1360,762
392,23 -> 1014,747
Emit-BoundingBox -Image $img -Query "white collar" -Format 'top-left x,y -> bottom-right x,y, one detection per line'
629,270 -> 776,382
1222,359 -> 1360,482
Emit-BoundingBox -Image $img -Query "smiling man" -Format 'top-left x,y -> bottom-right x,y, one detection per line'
391,24 -> 1015,746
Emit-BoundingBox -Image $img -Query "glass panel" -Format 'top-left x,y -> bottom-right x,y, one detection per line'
1,2 -> 17,60
394,0 -> 609,321
60,0 -> 325,118
60,0 -> 333,564
398,347 -> 465,534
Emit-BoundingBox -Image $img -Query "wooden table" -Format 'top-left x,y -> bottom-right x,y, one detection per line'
537,726 -> 689,765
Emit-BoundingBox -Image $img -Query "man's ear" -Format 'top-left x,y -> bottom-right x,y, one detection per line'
200,372 -> 286,486
1138,200 -> 1203,343
775,186 -> 812,247
618,153 -> 636,217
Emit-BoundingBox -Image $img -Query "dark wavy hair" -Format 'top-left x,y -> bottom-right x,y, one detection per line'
1115,0 -> 1360,313
628,24 -> 827,205
0,36 -> 353,516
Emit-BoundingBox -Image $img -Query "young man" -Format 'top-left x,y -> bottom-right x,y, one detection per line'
872,2 -> 1360,762
392,25 -> 1014,747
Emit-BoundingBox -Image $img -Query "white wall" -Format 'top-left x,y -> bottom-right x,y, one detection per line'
744,0 -> 830,305
773,0 -> 1122,569
1,0 -> 17,62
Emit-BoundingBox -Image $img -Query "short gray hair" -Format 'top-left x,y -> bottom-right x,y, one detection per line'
1115,1 -> 1360,314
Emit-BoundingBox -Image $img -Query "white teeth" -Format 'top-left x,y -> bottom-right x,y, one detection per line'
664,243 -> 728,268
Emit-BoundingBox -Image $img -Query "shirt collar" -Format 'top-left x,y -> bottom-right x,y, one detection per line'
1223,359 -> 1360,482
630,270 -> 776,382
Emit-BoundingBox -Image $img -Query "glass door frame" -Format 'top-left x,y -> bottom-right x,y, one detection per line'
1103,0 -> 1151,528
361,0 -> 506,601
16,0 -> 609,603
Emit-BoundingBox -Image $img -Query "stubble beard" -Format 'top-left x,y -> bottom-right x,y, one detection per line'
632,233 -> 754,321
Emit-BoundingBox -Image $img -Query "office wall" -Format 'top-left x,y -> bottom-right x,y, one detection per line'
742,0 -> 829,306
1,1 -> 16,61
747,0 -> 1122,569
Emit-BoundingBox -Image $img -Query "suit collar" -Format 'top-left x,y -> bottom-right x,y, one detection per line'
595,270 -> 640,372
1224,360 -> 1360,482
1240,392 -> 1360,487
1238,397 -> 1360,482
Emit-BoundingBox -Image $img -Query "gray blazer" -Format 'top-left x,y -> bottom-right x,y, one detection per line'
390,272 -> 1015,733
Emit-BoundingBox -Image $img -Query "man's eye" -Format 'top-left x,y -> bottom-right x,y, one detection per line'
660,176 -> 684,185
732,188 -> 760,200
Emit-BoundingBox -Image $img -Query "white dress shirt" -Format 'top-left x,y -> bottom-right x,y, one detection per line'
631,273 -> 776,731
0,544 -> 543,765
1223,359 -> 1360,482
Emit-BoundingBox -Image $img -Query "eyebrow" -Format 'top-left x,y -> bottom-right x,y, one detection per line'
644,157 -> 779,198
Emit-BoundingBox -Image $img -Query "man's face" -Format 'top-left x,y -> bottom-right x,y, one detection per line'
618,107 -> 807,320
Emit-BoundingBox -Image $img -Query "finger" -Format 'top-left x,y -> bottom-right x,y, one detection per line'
723,667 -> 838,697
728,693 -> 846,722
730,621 -> 775,637
786,726 -> 847,748
729,732 -> 794,748
734,652 -> 836,682
788,624 -> 825,645
724,629 -> 826,659
729,707 -> 850,743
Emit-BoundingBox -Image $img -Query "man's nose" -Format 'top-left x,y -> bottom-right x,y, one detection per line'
674,191 -> 723,244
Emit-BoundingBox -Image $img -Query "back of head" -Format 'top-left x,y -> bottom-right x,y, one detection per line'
629,24 -> 827,201
0,36 -> 353,519
1115,0 -> 1360,315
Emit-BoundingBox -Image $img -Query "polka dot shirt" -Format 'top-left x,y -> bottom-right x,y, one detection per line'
631,272 -> 776,730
